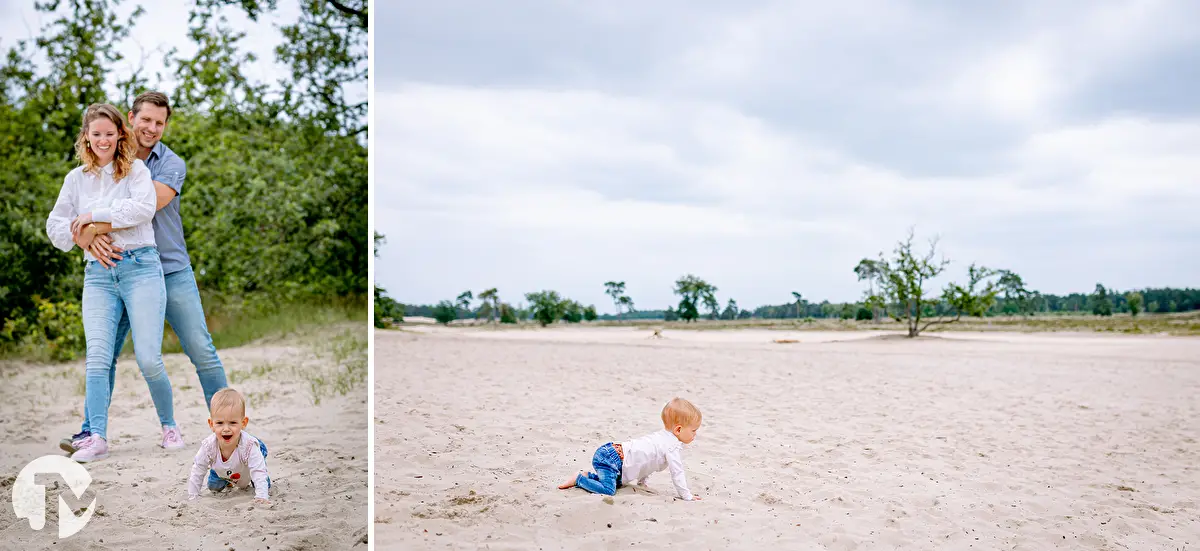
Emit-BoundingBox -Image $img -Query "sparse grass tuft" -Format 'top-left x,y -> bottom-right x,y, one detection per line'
228,361 -> 286,384
305,326 -> 367,405
4,295 -> 365,363
246,389 -> 274,405
160,294 -> 366,355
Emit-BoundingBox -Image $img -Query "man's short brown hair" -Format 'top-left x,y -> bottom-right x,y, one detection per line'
131,91 -> 172,120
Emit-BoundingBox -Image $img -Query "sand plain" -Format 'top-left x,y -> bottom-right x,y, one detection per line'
377,325 -> 1199,550
0,325 -> 368,550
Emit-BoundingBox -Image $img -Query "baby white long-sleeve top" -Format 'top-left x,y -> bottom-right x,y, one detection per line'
187,433 -> 271,500
620,429 -> 695,501
45,160 -> 157,261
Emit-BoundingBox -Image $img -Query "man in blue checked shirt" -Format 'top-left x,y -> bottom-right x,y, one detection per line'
64,91 -> 229,452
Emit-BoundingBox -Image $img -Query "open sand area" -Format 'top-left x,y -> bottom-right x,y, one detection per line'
0,324 -> 369,550
377,325 -> 1200,550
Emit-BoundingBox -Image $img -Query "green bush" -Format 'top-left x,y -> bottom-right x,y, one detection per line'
500,304 -> 518,324
856,307 -> 873,321
562,301 -> 583,323
434,300 -> 457,325
1,298 -> 86,362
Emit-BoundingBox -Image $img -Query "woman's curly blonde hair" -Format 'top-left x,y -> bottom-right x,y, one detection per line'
74,103 -> 138,182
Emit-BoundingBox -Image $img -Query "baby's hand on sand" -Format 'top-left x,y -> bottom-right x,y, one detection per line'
253,498 -> 272,507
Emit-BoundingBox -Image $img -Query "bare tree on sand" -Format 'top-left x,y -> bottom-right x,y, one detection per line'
604,281 -> 629,320
618,295 -> 634,318
456,290 -> 473,319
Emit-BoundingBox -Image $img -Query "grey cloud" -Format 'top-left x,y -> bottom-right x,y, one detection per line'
378,1 -> 734,89
375,1 -> 1200,308
1070,46 -> 1200,120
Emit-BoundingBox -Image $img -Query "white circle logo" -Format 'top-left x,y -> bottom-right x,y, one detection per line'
11,455 -> 96,538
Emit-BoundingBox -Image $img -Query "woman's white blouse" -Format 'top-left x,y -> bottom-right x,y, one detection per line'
46,159 -> 158,262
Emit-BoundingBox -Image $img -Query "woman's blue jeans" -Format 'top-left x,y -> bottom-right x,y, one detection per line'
78,264 -> 227,435
575,443 -> 623,496
81,246 -> 174,439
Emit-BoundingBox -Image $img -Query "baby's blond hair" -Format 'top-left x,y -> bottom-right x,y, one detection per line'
661,397 -> 702,429
210,387 -> 246,417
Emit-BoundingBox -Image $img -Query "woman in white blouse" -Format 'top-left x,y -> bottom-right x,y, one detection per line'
46,103 -> 179,463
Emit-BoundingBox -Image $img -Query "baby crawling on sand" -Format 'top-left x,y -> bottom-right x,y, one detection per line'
558,397 -> 702,501
186,388 -> 272,505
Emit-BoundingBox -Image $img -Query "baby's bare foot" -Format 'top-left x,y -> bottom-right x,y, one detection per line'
557,471 -> 583,489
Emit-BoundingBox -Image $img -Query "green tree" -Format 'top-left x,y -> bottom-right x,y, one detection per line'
478,288 -> 499,324
997,270 -> 1036,316
854,259 -> 886,321
1090,284 -> 1114,317
673,274 -> 716,323
561,300 -> 583,323
939,264 -> 1001,326
373,285 -> 403,328
604,281 -> 628,320
840,303 -> 855,320
205,0 -> 368,135
456,291 -> 473,318
791,291 -> 805,319
583,305 -> 598,322
1127,291 -> 1144,318
525,290 -> 565,327
702,291 -> 721,320
721,298 -> 739,320
862,293 -> 886,323
499,303 -> 517,324
433,300 -> 457,325
617,295 -> 634,317
863,229 -> 999,337
170,8 -> 268,114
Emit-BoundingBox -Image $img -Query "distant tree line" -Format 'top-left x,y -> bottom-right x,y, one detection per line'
397,285 -> 1197,326
385,229 -> 1198,336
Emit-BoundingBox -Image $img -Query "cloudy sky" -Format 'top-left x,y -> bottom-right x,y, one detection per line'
0,0 -> 298,103
376,0 -> 1199,313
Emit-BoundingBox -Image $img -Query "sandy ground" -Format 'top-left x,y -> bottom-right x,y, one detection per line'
376,325 -> 1200,550
0,324 -> 368,550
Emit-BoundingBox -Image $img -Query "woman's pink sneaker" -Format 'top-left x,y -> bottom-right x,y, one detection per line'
69,435 -> 109,463
161,426 -> 186,449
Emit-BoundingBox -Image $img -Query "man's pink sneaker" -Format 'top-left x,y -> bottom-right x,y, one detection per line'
161,426 -> 186,449
69,435 -> 109,463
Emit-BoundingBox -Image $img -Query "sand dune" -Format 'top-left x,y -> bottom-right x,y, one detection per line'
0,325 -> 368,550
376,326 -> 1200,550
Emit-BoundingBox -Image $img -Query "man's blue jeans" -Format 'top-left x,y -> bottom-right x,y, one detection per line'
81,247 -> 174,439
80,264 -> 227,435
575,443 -> 623,496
